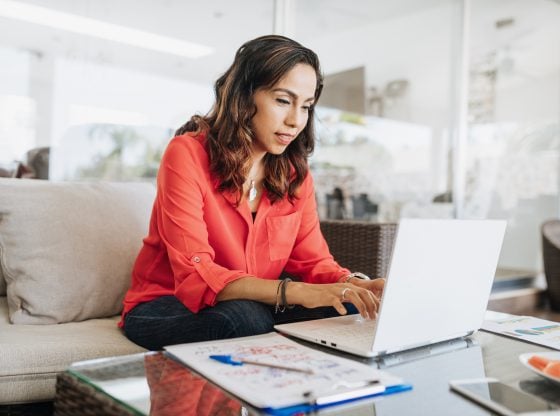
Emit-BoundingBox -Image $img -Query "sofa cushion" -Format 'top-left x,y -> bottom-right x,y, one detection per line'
0,297 -> 145,403
0,179 -> 155,324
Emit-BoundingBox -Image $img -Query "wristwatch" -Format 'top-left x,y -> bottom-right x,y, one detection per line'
345,272 -> 371,282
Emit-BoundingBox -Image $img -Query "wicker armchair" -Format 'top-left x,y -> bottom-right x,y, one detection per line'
542,219 -> 560,311
320,220 -> 397,279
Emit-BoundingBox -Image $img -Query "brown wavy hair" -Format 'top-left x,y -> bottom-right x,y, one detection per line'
175,35 -> 323,204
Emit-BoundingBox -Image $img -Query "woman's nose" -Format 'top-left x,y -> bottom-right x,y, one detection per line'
285,107 -> 305,128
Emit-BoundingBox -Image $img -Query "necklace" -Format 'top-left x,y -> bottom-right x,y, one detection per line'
248,179 -> 257,202
247,159 -> 263,202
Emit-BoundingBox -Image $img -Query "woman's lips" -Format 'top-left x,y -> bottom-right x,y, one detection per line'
276,133 -> 295,145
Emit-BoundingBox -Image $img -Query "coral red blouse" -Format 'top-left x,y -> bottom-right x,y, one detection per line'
120,133 -> 349,322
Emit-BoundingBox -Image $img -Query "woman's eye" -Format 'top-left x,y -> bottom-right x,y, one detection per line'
302,105 -> 312,112
276,98 -> 290,105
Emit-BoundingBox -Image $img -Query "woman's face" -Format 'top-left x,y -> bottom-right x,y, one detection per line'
250,63 -> 317,156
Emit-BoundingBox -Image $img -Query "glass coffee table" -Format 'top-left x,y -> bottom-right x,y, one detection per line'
54,331 -> 560,416
54,351 -> 253,416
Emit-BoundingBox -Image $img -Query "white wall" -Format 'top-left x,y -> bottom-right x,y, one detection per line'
307,3 -> 458,130
49,57 -> 214,147
0,47 -> 34,163
495,72 -> 560,123
306,3 -> 460,210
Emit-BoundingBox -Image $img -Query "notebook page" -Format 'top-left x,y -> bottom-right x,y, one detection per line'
165,332 -> 404,410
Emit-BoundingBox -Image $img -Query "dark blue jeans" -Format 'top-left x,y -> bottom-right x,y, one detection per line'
123,295 -> 357,350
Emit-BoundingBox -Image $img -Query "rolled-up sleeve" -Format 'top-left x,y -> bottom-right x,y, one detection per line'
283,174 -> 350,283
157,139 -> 247,312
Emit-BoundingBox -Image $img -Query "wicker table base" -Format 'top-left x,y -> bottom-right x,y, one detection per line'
54,372 -> 136,416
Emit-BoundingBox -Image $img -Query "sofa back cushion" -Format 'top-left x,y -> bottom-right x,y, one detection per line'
0,179 -> 155,324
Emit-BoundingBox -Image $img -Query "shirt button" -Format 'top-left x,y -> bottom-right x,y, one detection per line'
192,256 -> 201,263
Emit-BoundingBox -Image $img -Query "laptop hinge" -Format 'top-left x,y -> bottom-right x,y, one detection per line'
374,337 -> 476,368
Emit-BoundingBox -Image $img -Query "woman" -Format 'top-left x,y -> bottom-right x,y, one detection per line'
120,35 -> 384,350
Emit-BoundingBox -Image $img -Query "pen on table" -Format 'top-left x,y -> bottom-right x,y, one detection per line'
209,354 -> 314,375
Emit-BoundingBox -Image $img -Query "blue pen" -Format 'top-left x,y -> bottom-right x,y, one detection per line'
209,354 -> 314,374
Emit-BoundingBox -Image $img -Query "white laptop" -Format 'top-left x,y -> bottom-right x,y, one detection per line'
274,218 -> 507,358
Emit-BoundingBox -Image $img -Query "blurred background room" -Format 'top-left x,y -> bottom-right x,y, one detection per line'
1,0 -> 559,317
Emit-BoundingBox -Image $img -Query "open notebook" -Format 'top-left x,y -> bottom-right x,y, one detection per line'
275,219 -> 507,358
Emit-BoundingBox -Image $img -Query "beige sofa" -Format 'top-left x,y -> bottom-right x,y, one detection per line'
0,177 -> 399,406
0,179 -> 151,404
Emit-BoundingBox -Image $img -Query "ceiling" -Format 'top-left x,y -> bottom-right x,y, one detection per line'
0,0 -> 558,86
0,0 -> 451,84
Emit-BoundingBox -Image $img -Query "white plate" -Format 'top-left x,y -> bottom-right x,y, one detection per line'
519,352 -> 560,386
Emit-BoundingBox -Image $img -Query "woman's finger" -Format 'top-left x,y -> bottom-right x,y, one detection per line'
342,288 -> 369,319
368,291 -> 380,318
358,288 -> 378,318
363,290 -> 378,317
332,298 -> 348,315
352,285 -> 381,318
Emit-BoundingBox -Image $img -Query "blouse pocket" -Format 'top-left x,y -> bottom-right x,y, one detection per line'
266,212 -> 302,261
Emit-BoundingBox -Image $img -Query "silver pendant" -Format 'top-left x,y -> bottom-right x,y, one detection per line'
248,180 -> 257,202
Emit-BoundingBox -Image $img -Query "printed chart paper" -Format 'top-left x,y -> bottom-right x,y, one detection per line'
482,313 -> 560,350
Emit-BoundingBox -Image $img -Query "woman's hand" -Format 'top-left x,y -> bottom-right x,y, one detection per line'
286,280 -> 382,320
349,277 -> 385,299
342,277 -> 385,318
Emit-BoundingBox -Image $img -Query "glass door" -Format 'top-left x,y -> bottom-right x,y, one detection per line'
465,0 -> 560,279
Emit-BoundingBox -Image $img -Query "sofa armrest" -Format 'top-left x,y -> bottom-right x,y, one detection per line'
320,220 -> 397,279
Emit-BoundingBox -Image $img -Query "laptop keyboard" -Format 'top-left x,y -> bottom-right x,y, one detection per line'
306,316 -> 378,344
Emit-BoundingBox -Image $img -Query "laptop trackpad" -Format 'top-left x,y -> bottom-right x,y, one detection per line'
275,314 -> 377,348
